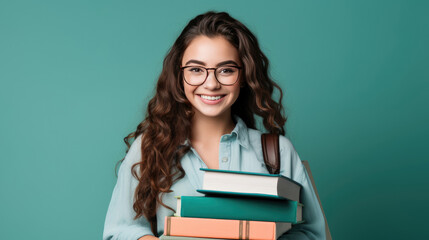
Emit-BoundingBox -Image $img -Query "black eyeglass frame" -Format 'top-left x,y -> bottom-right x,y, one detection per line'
180,65 -> 243,86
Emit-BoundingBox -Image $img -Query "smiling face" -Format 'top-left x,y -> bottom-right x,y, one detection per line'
181,35 -> 242,121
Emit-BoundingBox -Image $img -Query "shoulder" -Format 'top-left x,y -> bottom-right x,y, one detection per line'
278,135 -> 297,156
120,134 -> 143,168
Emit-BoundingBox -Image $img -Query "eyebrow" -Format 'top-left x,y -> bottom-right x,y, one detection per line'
184,59 -> 240,67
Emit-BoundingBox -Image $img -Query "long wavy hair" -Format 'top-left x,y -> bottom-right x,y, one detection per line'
121,11 -> 287,235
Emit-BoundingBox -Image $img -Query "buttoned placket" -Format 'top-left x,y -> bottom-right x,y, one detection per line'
219,134 -> 234,170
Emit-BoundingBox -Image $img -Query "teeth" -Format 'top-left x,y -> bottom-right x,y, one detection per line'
200,95 -> 223,101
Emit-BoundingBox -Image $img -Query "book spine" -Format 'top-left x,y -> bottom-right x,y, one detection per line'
180,196 -> 299,223
164,216 -> 276,240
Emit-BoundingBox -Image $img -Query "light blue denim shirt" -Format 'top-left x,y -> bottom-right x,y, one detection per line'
103,116 -> 326,240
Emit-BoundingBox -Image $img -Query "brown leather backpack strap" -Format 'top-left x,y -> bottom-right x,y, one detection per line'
261,133 -> 280,174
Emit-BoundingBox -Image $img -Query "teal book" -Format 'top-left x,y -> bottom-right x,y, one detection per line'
175,196 -> 303,223
197,168 -> 302,201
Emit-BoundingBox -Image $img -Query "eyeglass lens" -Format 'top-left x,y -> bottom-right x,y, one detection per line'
182,66 -> 240,85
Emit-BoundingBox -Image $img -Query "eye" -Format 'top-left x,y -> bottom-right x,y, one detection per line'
188,67 -> 204,73
218,67 -> 237,74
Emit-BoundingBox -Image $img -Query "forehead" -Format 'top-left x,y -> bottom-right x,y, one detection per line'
181,35 -> 240,66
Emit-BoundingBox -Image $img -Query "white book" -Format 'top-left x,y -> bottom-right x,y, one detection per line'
197,168 -> 302,201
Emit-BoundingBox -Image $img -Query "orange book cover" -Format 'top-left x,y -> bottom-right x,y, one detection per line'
164,216 -> 291,240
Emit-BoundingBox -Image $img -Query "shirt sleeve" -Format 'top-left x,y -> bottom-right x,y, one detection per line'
103,135 -> 154,240
277,136 -> 326,240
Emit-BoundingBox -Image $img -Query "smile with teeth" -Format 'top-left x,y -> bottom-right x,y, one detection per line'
199,95 -> 225,101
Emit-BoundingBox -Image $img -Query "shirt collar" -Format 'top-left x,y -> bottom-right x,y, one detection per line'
181,115 -> 251,149
231,115 -> 251,149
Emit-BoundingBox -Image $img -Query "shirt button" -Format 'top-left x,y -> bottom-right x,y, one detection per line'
222,157 -> 228,162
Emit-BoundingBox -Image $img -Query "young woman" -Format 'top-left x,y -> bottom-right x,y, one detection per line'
103,11 -> 326,240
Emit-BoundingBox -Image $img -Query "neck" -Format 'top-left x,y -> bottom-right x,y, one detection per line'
190,111 -> 235,144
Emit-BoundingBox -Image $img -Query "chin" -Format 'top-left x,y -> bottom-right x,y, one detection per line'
197,111 -> 225,118
194,107 -> 230,119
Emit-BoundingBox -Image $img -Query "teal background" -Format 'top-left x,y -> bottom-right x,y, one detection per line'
1,0 -> 428,239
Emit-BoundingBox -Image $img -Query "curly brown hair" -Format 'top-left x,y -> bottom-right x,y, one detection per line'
121,11 -> 287,235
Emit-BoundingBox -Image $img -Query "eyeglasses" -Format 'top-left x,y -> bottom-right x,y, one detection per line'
180,65 -> 242,86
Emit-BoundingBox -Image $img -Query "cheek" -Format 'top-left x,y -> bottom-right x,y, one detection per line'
183,82 -> 197,99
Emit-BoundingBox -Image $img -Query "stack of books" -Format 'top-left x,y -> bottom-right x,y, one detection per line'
160,168 -> 303,240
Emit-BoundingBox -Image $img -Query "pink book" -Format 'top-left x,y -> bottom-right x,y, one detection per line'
164,216 -> 292,240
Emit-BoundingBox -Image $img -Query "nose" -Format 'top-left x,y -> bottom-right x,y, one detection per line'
203,69 -> 221,89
